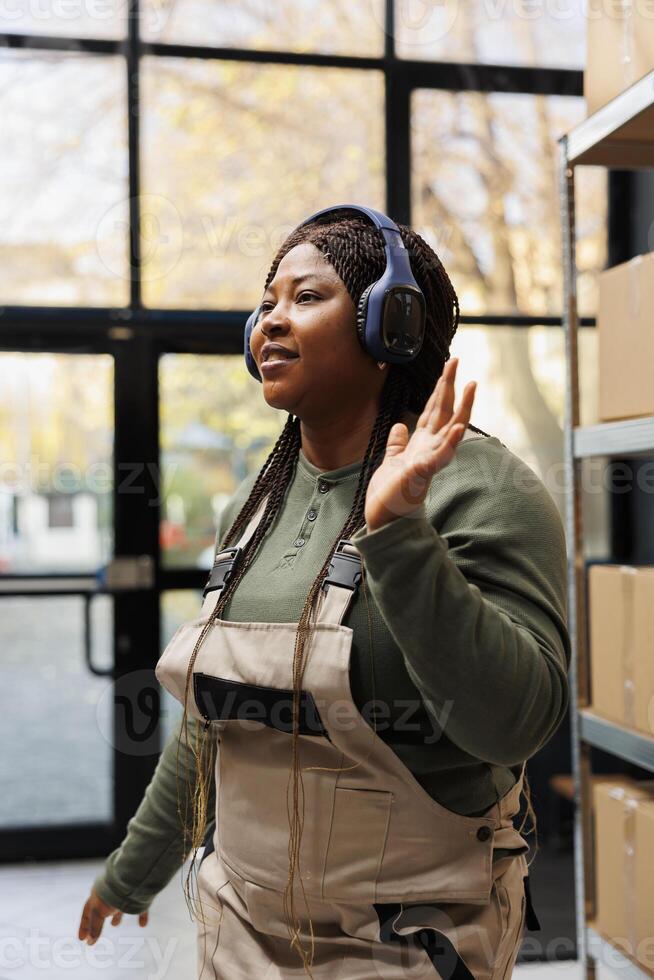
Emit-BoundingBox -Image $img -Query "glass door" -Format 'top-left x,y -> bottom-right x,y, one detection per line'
0,346 -> 162,860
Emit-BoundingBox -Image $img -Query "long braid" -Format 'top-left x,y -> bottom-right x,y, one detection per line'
172,212 -> 536,974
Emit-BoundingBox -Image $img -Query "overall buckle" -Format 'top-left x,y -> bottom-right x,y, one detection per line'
321,539 -> 362,594
203,546 -> 242,598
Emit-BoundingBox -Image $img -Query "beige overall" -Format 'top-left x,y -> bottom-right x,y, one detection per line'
156,493 -> 540,979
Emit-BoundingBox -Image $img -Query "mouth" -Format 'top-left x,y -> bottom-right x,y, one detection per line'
260,356 -> 299,375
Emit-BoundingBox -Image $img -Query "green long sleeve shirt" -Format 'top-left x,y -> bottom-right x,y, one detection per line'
92,429 -> 570,913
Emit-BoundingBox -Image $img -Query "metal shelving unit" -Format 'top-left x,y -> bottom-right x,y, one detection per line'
560,68 -> 654,980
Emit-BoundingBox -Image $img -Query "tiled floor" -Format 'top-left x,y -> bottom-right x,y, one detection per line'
0,858 -> 616,979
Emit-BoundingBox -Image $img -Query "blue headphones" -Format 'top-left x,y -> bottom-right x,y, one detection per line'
243,204 -> 427,383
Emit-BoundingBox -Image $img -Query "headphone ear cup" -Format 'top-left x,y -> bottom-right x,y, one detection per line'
356,284 -> 375,352
244,307 -> 263,382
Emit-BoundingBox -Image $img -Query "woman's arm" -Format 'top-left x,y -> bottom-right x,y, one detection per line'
350,437 -> 570,768
91,714 -> 216,913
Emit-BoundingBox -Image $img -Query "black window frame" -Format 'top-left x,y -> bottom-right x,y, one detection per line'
0,0 -> 613,862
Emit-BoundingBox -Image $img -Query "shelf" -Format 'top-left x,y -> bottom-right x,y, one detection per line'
573,417 -> 654,458
561,55 -> 654,980
587,925 -> 654,979
565,69 -> 654,166
580,710 -> 654,772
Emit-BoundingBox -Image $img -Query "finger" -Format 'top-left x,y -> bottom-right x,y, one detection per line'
430,423 -> 467,469
384,422 -> 409,459
427,357 -> 459,432
86,908 -> 106,944
111,911 -> 123,926
411,422 -> 466,490
449,380 -> 477,430
78,904 -> 90,941
437,380 -> 476,438
416,357 -> 458,431
139,912 -> 149,927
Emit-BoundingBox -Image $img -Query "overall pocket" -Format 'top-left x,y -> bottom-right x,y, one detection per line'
322,787 -> 393,903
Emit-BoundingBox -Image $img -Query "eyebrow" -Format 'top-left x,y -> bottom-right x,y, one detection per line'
263,273 -> 329,295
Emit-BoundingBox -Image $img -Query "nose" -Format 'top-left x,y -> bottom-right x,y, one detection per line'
258,302 -> 292,338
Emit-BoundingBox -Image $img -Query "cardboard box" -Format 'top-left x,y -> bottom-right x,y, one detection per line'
588,565 -> 628,724
593,777 -> 654,964
635,799 -> 654,970
588,564 -> 654,734
598,252 -> 654,422
585,0 -> 654,115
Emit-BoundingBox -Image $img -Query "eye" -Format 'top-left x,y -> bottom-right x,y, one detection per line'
259,291 -> 317,314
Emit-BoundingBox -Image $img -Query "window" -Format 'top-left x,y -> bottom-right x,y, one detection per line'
0,50 -> 129,307
47,495 -> 74,529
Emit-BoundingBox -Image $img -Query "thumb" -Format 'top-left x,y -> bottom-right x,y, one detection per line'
384,422 -> 409,458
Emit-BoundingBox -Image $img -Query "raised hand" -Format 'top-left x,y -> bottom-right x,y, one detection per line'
364,357 -> 477,532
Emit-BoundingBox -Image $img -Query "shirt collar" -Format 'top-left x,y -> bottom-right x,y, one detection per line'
297,446 -> 364,483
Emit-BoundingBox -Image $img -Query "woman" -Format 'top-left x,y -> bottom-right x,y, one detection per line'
79,208 -> 569,979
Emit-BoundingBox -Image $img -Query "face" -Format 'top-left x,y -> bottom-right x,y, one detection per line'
249,242 -> 385,425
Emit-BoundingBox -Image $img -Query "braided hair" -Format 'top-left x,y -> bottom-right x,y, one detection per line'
174,214 -> 535,975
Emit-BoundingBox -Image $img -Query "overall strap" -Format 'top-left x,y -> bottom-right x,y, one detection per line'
202,491 -> 363,627
312,540 -> 362,627
202,492 -> 271,606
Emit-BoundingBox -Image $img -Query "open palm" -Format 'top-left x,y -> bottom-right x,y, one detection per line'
364,358 -> 477,532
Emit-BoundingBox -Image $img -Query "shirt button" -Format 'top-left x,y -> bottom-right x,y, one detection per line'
476,826 -> 492,842
318,481 -> 330,493
307,509 -> 317,521
294,538 -> 305,548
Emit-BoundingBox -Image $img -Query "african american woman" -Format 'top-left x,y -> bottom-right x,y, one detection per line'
79,205 -> 569,980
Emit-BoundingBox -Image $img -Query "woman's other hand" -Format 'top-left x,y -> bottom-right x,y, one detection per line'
364,357 -> 477,532
78,888 -> 149,945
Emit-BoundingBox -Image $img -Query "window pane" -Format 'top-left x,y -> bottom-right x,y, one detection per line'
0,595 -> 113,828
0,0 -> 125,39
140,58 -> 385,308
0,50 -> 129,306
160,590 -> 203,746
0,353 -> 114,575
452,322 -> 599,455
411,90 -> 606,318
450,323 -> 607,555
395,0 -> 585,68
141,0 -> 384,56
159,354 -> 282,569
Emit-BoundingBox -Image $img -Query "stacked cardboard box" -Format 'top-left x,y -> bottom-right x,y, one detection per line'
585,0 -> 654,116
588,564 -> 654,733
598,252 -> 654,422
593,777 -> 654,970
